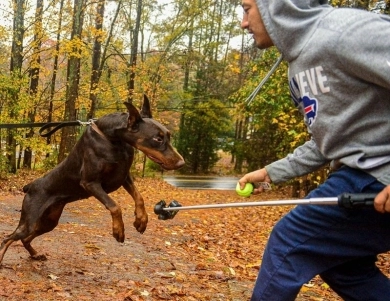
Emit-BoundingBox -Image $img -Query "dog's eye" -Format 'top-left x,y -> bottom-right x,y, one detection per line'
153,137 -> 163,144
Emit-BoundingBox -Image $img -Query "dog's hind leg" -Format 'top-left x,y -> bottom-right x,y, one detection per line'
122,175 -> 148,234
21,198 -> 66,260
0,237 -> 16,264
20,201 -> 67,260
0,198 -> 66,264
0,223 -> 38,264
21,234 -> 48,261
81,181 -> 125,242
0,216 -> 32,264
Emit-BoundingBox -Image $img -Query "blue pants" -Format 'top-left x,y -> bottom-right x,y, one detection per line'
251,166 -> 390,301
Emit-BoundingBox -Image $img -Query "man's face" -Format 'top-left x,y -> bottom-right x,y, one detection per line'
241,0 -> 274,49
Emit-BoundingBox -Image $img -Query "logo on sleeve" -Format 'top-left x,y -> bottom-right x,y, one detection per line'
302,96 -> 318,126
289,78 -> 318,126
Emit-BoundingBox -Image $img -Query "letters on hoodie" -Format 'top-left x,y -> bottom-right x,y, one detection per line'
289,66 -> 330,126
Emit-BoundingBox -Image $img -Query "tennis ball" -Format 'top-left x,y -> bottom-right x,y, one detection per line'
236,182 -> 253,197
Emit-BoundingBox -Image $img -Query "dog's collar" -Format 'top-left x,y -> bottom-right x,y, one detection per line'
90,121 -> 109,141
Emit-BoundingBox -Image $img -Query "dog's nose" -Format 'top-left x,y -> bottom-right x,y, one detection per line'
175,159 -> 185,169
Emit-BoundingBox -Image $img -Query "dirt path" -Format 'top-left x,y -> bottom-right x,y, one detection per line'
0,179 -> 260,301
0,177 -> 388,300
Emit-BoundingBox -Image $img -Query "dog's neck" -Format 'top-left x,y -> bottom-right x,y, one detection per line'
90,121 -> 109,141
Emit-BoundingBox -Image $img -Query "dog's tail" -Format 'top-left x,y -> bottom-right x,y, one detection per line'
23,183 -> 31,193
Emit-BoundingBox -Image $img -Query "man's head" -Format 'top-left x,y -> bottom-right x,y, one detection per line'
241,0 -> 274,49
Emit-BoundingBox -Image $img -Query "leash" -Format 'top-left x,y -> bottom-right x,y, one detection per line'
39,120 -> 94,137
0,120 -> 95,137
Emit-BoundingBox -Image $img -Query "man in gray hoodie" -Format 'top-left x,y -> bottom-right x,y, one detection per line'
238,0 -> 390,300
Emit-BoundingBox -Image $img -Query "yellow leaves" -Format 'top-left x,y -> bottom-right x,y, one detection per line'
61,37 -> 89,58
87,26 -> 107,42
84,243 -> 101,250
229,65 -> 241,74
321,282 -> 330,289
246,261 -> 261,269
227,267 -> 236,276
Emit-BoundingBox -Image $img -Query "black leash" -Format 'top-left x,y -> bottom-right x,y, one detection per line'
0,120 -> 94,137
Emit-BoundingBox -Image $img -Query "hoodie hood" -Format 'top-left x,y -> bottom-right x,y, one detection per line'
255,0 -> 332,61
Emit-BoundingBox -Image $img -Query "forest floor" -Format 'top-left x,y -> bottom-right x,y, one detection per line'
0,166 -> 389,301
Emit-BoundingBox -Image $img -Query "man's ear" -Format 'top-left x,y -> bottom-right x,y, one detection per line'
140,94 -> 152,118
124,101 -> 143,130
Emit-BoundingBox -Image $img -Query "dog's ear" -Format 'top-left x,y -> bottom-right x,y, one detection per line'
124,101 -> 143,130
140,94 -> 153,118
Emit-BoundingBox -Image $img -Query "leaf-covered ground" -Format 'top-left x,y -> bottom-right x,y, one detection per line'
0,173 -> 389,301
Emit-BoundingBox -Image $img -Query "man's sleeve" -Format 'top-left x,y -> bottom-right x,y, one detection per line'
265,138 -> 330,183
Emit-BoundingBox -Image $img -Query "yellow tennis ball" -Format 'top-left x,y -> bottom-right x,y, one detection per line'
236,182 -> 253,197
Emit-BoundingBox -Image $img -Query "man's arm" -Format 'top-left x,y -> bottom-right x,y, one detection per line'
265,137 -> 330,183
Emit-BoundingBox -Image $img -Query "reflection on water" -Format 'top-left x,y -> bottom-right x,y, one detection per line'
163,176 -> 239,190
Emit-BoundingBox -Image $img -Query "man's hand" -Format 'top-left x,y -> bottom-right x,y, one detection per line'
238,168 -> 271,195
374,185 -> 390,213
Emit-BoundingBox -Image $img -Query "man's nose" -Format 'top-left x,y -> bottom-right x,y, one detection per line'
241,14 -> 248,29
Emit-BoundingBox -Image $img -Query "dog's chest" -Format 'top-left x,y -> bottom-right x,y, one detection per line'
97,145 -> 133,180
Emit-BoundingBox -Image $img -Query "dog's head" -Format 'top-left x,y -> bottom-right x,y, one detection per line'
123,95 -> 185,170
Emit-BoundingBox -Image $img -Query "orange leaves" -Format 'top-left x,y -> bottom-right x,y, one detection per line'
0,174 -> 389,300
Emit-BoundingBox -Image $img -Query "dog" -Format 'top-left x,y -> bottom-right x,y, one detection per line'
0,95 -> 184,264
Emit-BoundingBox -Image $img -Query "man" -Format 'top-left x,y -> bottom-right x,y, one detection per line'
238,0 -> 390,300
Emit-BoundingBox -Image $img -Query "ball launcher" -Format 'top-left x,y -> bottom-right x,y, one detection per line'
154,182 -> 376,220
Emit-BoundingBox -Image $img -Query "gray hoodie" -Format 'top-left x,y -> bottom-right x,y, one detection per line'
258,0 -> 390,185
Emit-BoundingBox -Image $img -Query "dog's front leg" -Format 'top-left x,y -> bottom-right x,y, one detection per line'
81,182 -> 125,242
122,176 -> 148,234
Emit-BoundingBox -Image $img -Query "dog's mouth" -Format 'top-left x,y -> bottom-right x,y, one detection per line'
147,155 -> 164,166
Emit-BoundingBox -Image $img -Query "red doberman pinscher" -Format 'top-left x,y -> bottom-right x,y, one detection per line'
0,95 -> 184,264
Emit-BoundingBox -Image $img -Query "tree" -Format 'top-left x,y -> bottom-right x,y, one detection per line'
58,0 -> 86,163
46,0 -> 65,150
177,99 -> 231,173
230,48 -> 303,171
173,0 -> 240,173
127,0 -> 142,103
7,0 -> 27,173
24,0 -> 44,169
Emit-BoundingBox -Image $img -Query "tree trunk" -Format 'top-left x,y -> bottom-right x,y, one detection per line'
7,0 -> 26,173
127,0 -> 142,103
58,0 -> 85,163
47,0 -> 64,153
88,0 -> 105,119
88,0 -> 122,119
23,0 -> 44,169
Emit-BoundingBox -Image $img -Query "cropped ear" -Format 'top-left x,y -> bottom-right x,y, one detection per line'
124,101 -> 143,130
140,94 -> 152,118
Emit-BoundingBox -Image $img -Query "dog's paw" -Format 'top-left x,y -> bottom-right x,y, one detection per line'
30,254 -> 47,261
133,220 -> 147,234
112,229 -> 125,243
